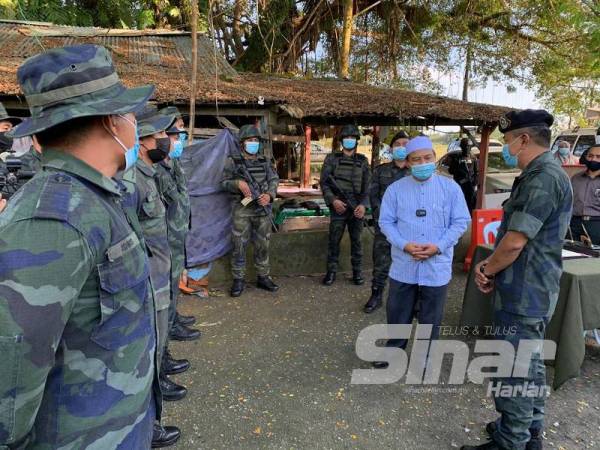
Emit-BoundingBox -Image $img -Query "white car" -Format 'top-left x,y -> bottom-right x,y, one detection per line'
551,127 -> 596,157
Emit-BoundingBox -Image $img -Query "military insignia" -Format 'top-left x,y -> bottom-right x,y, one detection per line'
499,116 -> 511,130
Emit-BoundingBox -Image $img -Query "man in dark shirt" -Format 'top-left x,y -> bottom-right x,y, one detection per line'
570,144 -> 600,245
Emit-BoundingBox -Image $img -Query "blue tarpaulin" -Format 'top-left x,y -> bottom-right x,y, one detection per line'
181,129 -> 237,267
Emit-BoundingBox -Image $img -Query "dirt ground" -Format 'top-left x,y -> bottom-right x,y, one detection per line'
163,267 -> 600,450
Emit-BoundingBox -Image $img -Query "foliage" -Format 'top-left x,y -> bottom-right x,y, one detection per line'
1,0 -> 598,122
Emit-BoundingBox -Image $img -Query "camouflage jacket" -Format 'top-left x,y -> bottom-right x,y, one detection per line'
0,149 -> 155,449
494,151 -> 573,318
155,158 -> 190,277
131,159 -> 171,312
220,154 -> 279,217
369,162 -> 408,220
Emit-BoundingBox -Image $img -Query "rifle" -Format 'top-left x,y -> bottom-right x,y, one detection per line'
234,158 -> 278,232
0,151 -> 36,200
325,174 -> 374,235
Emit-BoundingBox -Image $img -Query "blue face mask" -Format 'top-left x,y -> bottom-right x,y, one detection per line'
245,141 -> 260,155
411,162 -> 436,180
501,144 -> 518,167
558,147 -> 570,157
502,136 -> 525,168
178,132 -> 188,144
170,140 -> 184,159
392,146 -> 407,161
111,115 -> 139,171
342,138 -> 357,150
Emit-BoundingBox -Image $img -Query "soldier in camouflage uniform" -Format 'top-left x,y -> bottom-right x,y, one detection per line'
221,124 -> 279,297
154,107 -> 201,343
0,45 -> 157,449
0,102 -> 21,147
463,110 -> 573,450
127,107 -> 185,447
363,130 -> 409,313
320,124 -> 371,286
0,102 -> 23,209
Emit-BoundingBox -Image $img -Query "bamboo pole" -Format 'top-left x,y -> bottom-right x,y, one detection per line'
188,0 -> 199,145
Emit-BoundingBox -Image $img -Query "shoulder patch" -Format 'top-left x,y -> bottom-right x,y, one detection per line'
33,173 -> 73,221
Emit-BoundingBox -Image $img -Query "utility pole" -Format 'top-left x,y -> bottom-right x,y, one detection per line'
188,0 -> 199,145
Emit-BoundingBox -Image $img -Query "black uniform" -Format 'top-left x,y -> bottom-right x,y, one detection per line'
369,162 -> 408,288
320,152 -> 370,273
448,151 -> 478,212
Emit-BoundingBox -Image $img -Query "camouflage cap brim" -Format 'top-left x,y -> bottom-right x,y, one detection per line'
166,125 -> 185,135
10,84 -> 155,138
138,114 -> 175,138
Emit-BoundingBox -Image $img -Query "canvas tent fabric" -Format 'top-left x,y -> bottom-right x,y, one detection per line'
182,129 -> 238,266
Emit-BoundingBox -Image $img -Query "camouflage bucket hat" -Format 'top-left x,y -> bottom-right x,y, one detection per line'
10,44 -> 155,138
159,105 -> 187,118
0,102 -> 23,125
138,115 -> 175,138
166,125 -> 185,135
137,104 -> 175,138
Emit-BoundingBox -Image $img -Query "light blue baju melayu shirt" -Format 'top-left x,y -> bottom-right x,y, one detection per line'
379,173 -> 471,287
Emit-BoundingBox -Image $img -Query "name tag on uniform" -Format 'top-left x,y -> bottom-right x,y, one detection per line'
416,209 -> 427,217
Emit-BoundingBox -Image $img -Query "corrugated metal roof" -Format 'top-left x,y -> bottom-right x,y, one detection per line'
0,20 -> 237,79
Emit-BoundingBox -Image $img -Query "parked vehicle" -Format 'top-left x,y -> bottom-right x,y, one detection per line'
551,127 -> 596,157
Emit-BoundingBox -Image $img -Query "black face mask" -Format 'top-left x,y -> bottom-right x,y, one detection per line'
583,156 -> 600,172
146,137 -> 171,163
0,132 -> 13,151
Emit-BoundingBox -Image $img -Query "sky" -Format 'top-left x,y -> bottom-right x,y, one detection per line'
431,66 -> 543,110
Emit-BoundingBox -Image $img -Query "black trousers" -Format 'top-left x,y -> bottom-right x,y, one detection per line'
326,212 -> 363,272
385,279 -> 448,349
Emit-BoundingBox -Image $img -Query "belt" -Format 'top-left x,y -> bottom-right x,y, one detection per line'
574,215 -> 600,222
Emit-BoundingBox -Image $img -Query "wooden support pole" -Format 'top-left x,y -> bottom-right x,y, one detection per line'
302,125 -> 312,188
188,0 -> 198,145
286,142 -> 292,180
371,125 -> 380,168
476,123 -> 493,209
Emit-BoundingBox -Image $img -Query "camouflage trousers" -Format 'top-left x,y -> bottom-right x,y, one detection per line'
491,309 -> 548,450
156,309 -> 169,369
231,214 -> 271,279
372,225 -> 391,288
326,214 -> 363,272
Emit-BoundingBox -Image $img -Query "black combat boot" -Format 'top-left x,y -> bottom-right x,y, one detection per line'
322,271 -> 336,286
152,424 -> 181,448
257,275 -> 279,292
176,312 -> 196,326
231,278 -> 245,297
162,348 -> 190,375
159,374 -> 187,402
352,270 -> 364,285
169,321 -> 201,342
486,422 -> 542,450
363,286 -> 383,313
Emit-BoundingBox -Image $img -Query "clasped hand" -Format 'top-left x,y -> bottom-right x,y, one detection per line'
403,242 -> 439,261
